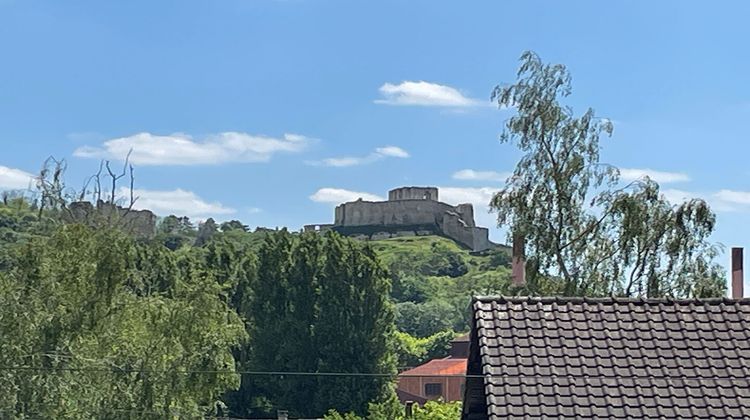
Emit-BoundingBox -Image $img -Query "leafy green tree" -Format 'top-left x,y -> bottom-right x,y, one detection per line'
0,225 -> 245,419
244,229 -> 294,415
155,215 -> 196,250
324,399 -> 462,420
279,232 -> 322,409
395,301 -> 455,338
393,330 -> 456,368
314,233 -> 397,417
220,220 -> 249,232
195,217 -> 219,246
491,51 -> 724,298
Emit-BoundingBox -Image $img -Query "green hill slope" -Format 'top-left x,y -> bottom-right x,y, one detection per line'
369,235 -> 512,337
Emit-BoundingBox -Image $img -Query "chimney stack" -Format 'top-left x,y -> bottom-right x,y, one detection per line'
512,232 -> 525,287
732,247 -> 744,299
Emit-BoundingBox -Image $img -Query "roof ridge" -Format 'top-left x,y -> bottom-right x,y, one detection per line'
472,295 -> 750,305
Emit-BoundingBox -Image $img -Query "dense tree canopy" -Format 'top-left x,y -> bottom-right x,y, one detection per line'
0,224 -> 245,419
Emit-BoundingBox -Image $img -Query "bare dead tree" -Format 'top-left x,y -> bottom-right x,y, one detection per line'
79,161 -> 104,202
36,156 -> 75,221
34,151 -> 142,233
105,149 -> 132,205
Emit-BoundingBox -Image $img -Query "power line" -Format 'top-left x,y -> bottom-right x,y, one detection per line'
0,365 -> 748,382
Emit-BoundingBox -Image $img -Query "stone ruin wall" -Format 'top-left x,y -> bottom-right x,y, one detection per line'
332,198 -> 492,251
68,201 -> 157,238
335,199 -> 455,227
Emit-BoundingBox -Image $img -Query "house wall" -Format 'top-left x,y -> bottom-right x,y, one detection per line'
397,376 -> 465,403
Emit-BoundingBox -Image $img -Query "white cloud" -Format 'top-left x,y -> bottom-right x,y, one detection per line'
661,188 -> 698,204
375,146 -> 410,158
712,189 -> 750,211
319,157 -> 370,167
438,186 -> 497,208
74,132 -> 312,166
619,168 -> 690,184
661,188 -> 740,212
119,187 -> 236,218
375,81 -> 483,107
311,145 -> 410,167
309,188 -> 384,204
715,189 -> 750,206
0,165 -> 35,190
452,169 -> 510,183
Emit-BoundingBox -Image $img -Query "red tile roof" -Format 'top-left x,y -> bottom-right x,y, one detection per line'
400,358 -> 467,376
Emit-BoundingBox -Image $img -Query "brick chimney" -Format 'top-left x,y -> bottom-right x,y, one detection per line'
732,247 -> 744,299
512,232 -> 525,287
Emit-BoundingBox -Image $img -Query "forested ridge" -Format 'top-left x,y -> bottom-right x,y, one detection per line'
0,52 -> 727,419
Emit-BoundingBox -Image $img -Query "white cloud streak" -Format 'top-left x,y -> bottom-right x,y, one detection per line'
661,188 -> 739,212
660,189 -> 697,205
309,188 -> 384,204
120,187 -> 236,218
75,132 -> 312,166
375,81 -> 483,107
438,186 -> 497,208
619,168 -> 690,184
0,165 -> 35,190
715,189 -> 750,206
375,146 -> 410,158
452,169 -> 510,183
311,145 -> 410,167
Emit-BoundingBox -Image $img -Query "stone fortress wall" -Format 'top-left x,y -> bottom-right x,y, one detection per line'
306,186 -> 494,252
68,200 -> 157,238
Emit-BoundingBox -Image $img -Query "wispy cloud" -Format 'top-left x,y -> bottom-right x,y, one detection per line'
619,168 -> 690,184
120,187 -> 236,218
375,146 -> 410,158
661,188 -> 739,212
310,146 -> 410,167
309,188 -> 384,203
661,188 -> 698,205
75,132 -> 313,166
452,169 -> 510,183
375,81 -> 484,107
0,165 -> 35,190
715,189 -> 750,206
438,186 -> 497,207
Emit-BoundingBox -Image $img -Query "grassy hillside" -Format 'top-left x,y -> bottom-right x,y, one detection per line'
370,235 -> 513,336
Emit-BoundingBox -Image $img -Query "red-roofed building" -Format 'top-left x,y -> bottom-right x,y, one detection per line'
396,334 -> 468,403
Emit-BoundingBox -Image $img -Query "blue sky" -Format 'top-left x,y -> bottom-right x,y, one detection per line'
2,1 -> 750,286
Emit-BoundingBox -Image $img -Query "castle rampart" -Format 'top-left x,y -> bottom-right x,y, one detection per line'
322,187 -> 494,251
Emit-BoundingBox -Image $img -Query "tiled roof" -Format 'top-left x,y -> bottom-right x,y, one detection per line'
401,358 -> 467,376
463,296 -> 750,419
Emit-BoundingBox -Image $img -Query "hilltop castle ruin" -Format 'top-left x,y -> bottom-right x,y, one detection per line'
306,187 -> 494,251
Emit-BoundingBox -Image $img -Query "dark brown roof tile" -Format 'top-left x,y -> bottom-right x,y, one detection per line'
463,296 -> 750,419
